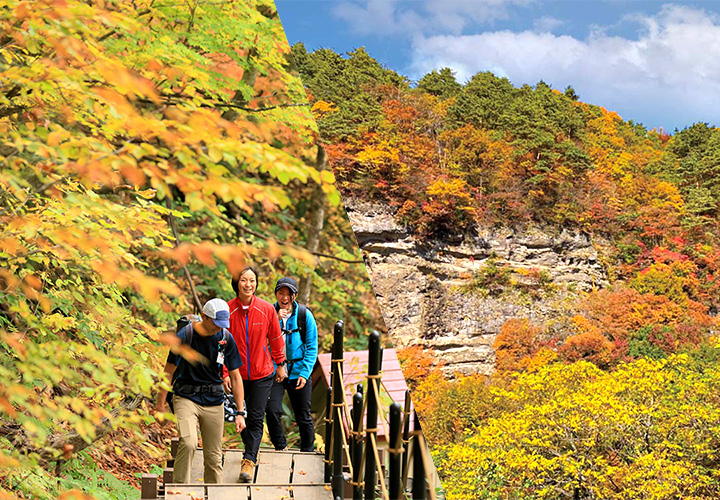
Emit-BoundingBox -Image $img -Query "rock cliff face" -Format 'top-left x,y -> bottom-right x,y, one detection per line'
345,199 -> 610,375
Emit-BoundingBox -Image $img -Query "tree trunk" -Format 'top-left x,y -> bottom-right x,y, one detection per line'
298,145 -> 326,305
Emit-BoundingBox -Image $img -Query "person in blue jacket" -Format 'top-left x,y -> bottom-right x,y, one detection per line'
265,277 -> 318,452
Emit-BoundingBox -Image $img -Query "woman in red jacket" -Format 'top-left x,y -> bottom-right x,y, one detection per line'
223,267 -> 286,482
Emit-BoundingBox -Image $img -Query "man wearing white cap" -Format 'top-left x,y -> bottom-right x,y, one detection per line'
156,298 -> 246,483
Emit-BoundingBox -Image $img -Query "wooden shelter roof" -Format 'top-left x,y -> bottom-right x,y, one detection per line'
311,348 -> 414,440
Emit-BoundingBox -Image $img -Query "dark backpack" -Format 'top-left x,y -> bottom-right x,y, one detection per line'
275,303 -> 308,343
171,314 -> 229,383
168,315 -> 228,412
176,314 -> 201,345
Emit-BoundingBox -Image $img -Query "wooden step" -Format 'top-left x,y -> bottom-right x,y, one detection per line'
164,484 -> 333,500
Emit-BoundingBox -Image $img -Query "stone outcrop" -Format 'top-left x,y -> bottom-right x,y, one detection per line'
345,199 -> 610,375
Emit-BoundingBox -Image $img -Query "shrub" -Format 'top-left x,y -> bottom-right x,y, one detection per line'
493,318 -> 542,372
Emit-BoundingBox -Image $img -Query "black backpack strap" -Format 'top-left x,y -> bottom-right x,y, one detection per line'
275,304 -> 286,331
297,304 -> 307,344
275,303 -> 309,343
186,320 -> 194,346
175,315 -> 195,346
172,322 -> 193,386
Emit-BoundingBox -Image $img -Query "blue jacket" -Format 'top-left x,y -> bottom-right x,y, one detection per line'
275,301 -> 318,381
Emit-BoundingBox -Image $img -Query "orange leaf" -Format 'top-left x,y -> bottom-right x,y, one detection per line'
120,164 -> 147,186
23,274 -> 42,290
2,333 -> 26,359
147,59 -> 164,72
193,243 -> 216,266
160,332 -> 182,348
0,397 -> 17,417
0,237 -> 23,257
57,490 -> 87,500
14,2 -> 29,20
266,240 -> 282,261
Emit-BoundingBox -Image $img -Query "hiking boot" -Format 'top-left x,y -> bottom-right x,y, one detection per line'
239,458 -> 255,483
275,447 -> 288,452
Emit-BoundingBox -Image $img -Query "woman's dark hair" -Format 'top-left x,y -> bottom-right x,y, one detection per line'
231,266 -> 259,296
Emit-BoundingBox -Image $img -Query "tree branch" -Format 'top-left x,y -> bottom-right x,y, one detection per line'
218,213 -> 364,264
133,95 -> 309,113
166,197 -> 203,313
0,105 -> 27,118
225,102 -> 310,112
221,46 -> 258,122
0,178 -> 63,219
299,144 -> 327,303
98,9 -> 151,42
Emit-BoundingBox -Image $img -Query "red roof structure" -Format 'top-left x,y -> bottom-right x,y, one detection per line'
311,348 -> 414,442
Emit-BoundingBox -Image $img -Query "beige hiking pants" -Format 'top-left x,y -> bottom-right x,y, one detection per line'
173,397 -> 224,483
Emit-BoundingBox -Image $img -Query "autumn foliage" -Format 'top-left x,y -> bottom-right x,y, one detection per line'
295,45 -> 720,499
438,354 -> 720,499
396,345 -> 437,390
492,318 -> 541,372
0,2 -> 382,498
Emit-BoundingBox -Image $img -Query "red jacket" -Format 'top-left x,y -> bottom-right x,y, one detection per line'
224,296 -> 285,381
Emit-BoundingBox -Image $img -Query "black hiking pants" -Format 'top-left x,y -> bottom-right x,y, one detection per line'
265,376 -> 314,452
241,374 -> 274,463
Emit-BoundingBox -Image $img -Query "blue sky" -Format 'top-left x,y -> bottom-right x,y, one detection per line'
276,0 -> 720,132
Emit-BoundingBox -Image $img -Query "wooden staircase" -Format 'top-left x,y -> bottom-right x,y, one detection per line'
163,449 -> 332,500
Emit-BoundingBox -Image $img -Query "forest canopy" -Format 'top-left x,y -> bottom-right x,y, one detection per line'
298,44 -> 720,499
0,3 -> 381,498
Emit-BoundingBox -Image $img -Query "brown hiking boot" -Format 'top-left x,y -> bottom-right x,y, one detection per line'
239,458 -> 255,483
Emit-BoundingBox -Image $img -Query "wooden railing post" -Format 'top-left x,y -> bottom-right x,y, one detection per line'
388,403 -> 403,500
352,389 -> 364,500
140,474 -> 157,500
401,390 -> 411,484
349,385 -> 361,461
364,330 -> 381,500
412,412 -> 426,500
170,437 -> 179,457
168,437 -> 179,468
331,320 -> 345,500
324,385 -> 333,483
163,467 -> 173,487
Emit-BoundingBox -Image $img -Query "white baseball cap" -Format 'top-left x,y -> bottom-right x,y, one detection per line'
202,298 -> 230,329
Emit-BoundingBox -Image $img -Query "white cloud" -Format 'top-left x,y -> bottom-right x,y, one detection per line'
332,0 -> 536,37
533,15 -> 564,33
410,5 -> 720,129
423,0 -> 536,34
332,0 -> 423,37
